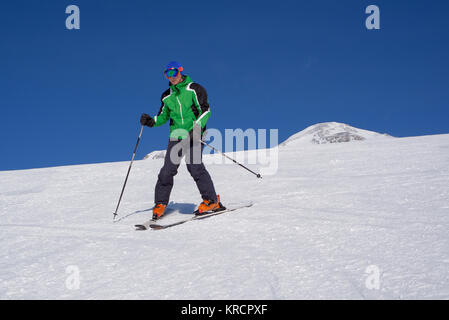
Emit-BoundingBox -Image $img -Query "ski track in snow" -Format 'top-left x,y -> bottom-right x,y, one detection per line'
1,133 -> 449,299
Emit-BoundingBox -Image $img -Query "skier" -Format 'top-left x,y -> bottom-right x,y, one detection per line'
140,61 -> 225,220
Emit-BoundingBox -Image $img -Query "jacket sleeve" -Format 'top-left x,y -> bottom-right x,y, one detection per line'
153,90 -> 171,127
190,83 -> 211,129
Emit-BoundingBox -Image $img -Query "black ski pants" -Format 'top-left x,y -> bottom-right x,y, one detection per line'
154,139 -> 217,205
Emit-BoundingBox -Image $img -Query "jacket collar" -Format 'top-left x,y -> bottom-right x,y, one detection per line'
169,75 -> 193,92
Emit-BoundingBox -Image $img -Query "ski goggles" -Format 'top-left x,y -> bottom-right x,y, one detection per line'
164,67 -> 183,78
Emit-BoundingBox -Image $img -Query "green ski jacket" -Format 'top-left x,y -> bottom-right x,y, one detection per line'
153,75 -> 211,140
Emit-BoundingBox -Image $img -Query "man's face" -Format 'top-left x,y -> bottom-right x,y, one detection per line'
168,70 -> 183,85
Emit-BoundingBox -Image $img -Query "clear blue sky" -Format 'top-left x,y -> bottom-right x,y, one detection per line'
1,0 -> 449,171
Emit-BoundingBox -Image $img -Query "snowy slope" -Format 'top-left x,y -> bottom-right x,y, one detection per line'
1,128 -> 449,299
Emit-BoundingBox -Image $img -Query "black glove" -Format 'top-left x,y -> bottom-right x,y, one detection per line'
140,113 -> 155,127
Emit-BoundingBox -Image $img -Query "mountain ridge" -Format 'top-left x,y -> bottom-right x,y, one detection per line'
143,122 -> 392,159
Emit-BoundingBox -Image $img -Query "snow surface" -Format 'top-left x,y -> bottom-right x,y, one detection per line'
1,125 -> 449,299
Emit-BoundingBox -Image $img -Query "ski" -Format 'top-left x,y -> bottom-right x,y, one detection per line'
133,207 -> 181,230
134,219 -> 156,230
135,202 -> 253,231
150,202 -> 253,230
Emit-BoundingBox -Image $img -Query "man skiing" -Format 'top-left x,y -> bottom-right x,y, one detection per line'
140,61 -> 225,220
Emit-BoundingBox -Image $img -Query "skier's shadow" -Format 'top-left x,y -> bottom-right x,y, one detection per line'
165,202 -> 197,215
114,202 -> 196,223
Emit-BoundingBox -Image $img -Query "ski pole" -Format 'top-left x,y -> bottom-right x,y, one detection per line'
199,139 -> 262,179
113,125 -> 144,221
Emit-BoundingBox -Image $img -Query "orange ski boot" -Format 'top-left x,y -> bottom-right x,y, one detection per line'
152,204 -> 167,220
195,195 -> 226,216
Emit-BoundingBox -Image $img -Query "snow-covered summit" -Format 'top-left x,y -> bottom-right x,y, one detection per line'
143,150 -> 166,160
280,122 -> 392,147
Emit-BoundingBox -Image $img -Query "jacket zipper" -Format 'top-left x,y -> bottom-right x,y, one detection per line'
176,96 -> 184,124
